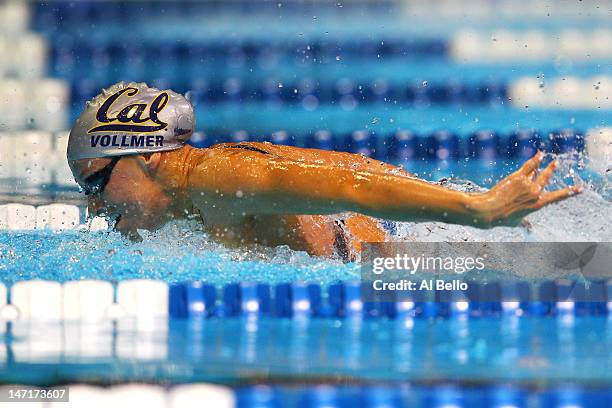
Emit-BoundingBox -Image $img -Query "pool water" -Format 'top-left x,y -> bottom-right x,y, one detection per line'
1,1 -> 611,402
0,192 -> 609,287
1,316 -> 611,386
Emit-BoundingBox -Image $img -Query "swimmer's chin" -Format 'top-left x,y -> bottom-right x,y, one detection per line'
113,213 -> 180,242
113,217 -> 145,242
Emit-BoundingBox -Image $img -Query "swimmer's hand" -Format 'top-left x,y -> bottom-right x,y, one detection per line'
473,151 -> 581,227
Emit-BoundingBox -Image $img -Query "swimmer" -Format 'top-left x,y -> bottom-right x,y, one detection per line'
67,83 -> 581,261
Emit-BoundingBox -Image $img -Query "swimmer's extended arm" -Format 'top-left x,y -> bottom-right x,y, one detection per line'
224,142 -> 415,178
189,149 -> 579,227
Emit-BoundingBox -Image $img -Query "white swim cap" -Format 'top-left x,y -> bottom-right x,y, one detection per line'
67,82 -> 195,161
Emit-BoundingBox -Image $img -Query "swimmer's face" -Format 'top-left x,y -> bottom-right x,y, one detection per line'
70,155 -> 175,236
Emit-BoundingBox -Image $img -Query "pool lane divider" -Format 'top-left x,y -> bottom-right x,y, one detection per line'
69,75 -> 611,109
190,127 -> 589,161
0,279 -> 610,321
0,382 -> 610,408
237,383 -> 612,408
0,203 -> 106,231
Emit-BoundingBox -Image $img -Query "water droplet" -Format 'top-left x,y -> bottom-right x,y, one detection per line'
422,81 -> 428,87
335,55 -> 341,61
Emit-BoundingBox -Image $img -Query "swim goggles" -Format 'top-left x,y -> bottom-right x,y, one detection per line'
81,156 -> 121,196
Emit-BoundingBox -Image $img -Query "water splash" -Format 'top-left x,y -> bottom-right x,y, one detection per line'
393,154 -> 611,243
0,220 -> 356,286
0,155 -> 609,285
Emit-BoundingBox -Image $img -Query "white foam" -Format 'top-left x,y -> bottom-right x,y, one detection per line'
586,127 -> 612,174
393,173 -> 612,272
88,216 -> 110,232
0,204 -> 36,230
36,204 -> 80,230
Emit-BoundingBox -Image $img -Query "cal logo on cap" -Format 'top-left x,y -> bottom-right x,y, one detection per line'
67,82 -> 195,161
88,87 -> 169,133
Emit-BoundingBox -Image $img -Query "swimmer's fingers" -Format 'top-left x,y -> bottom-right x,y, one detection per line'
534,186 -> 581,208
519,151 -> 544,178
535,160 -> 558,187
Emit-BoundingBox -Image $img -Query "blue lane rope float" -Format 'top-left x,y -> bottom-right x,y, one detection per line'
166,280 -> 611,319
188,128 -> 586,159
235,383 -> 611,408
71,78 -> 509,107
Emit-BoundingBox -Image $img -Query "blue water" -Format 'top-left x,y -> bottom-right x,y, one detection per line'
0,227 -> 356,286
194,105 -> 608,135
1,317 -> 610,385
6,0 -> 609,391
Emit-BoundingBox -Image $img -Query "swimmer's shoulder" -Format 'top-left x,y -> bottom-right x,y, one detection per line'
185,141 -> 277,173
210,141 -> 274,156
196,141 -> 315,162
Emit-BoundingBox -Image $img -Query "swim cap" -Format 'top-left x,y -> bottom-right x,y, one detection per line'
67,82 -> 195,161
